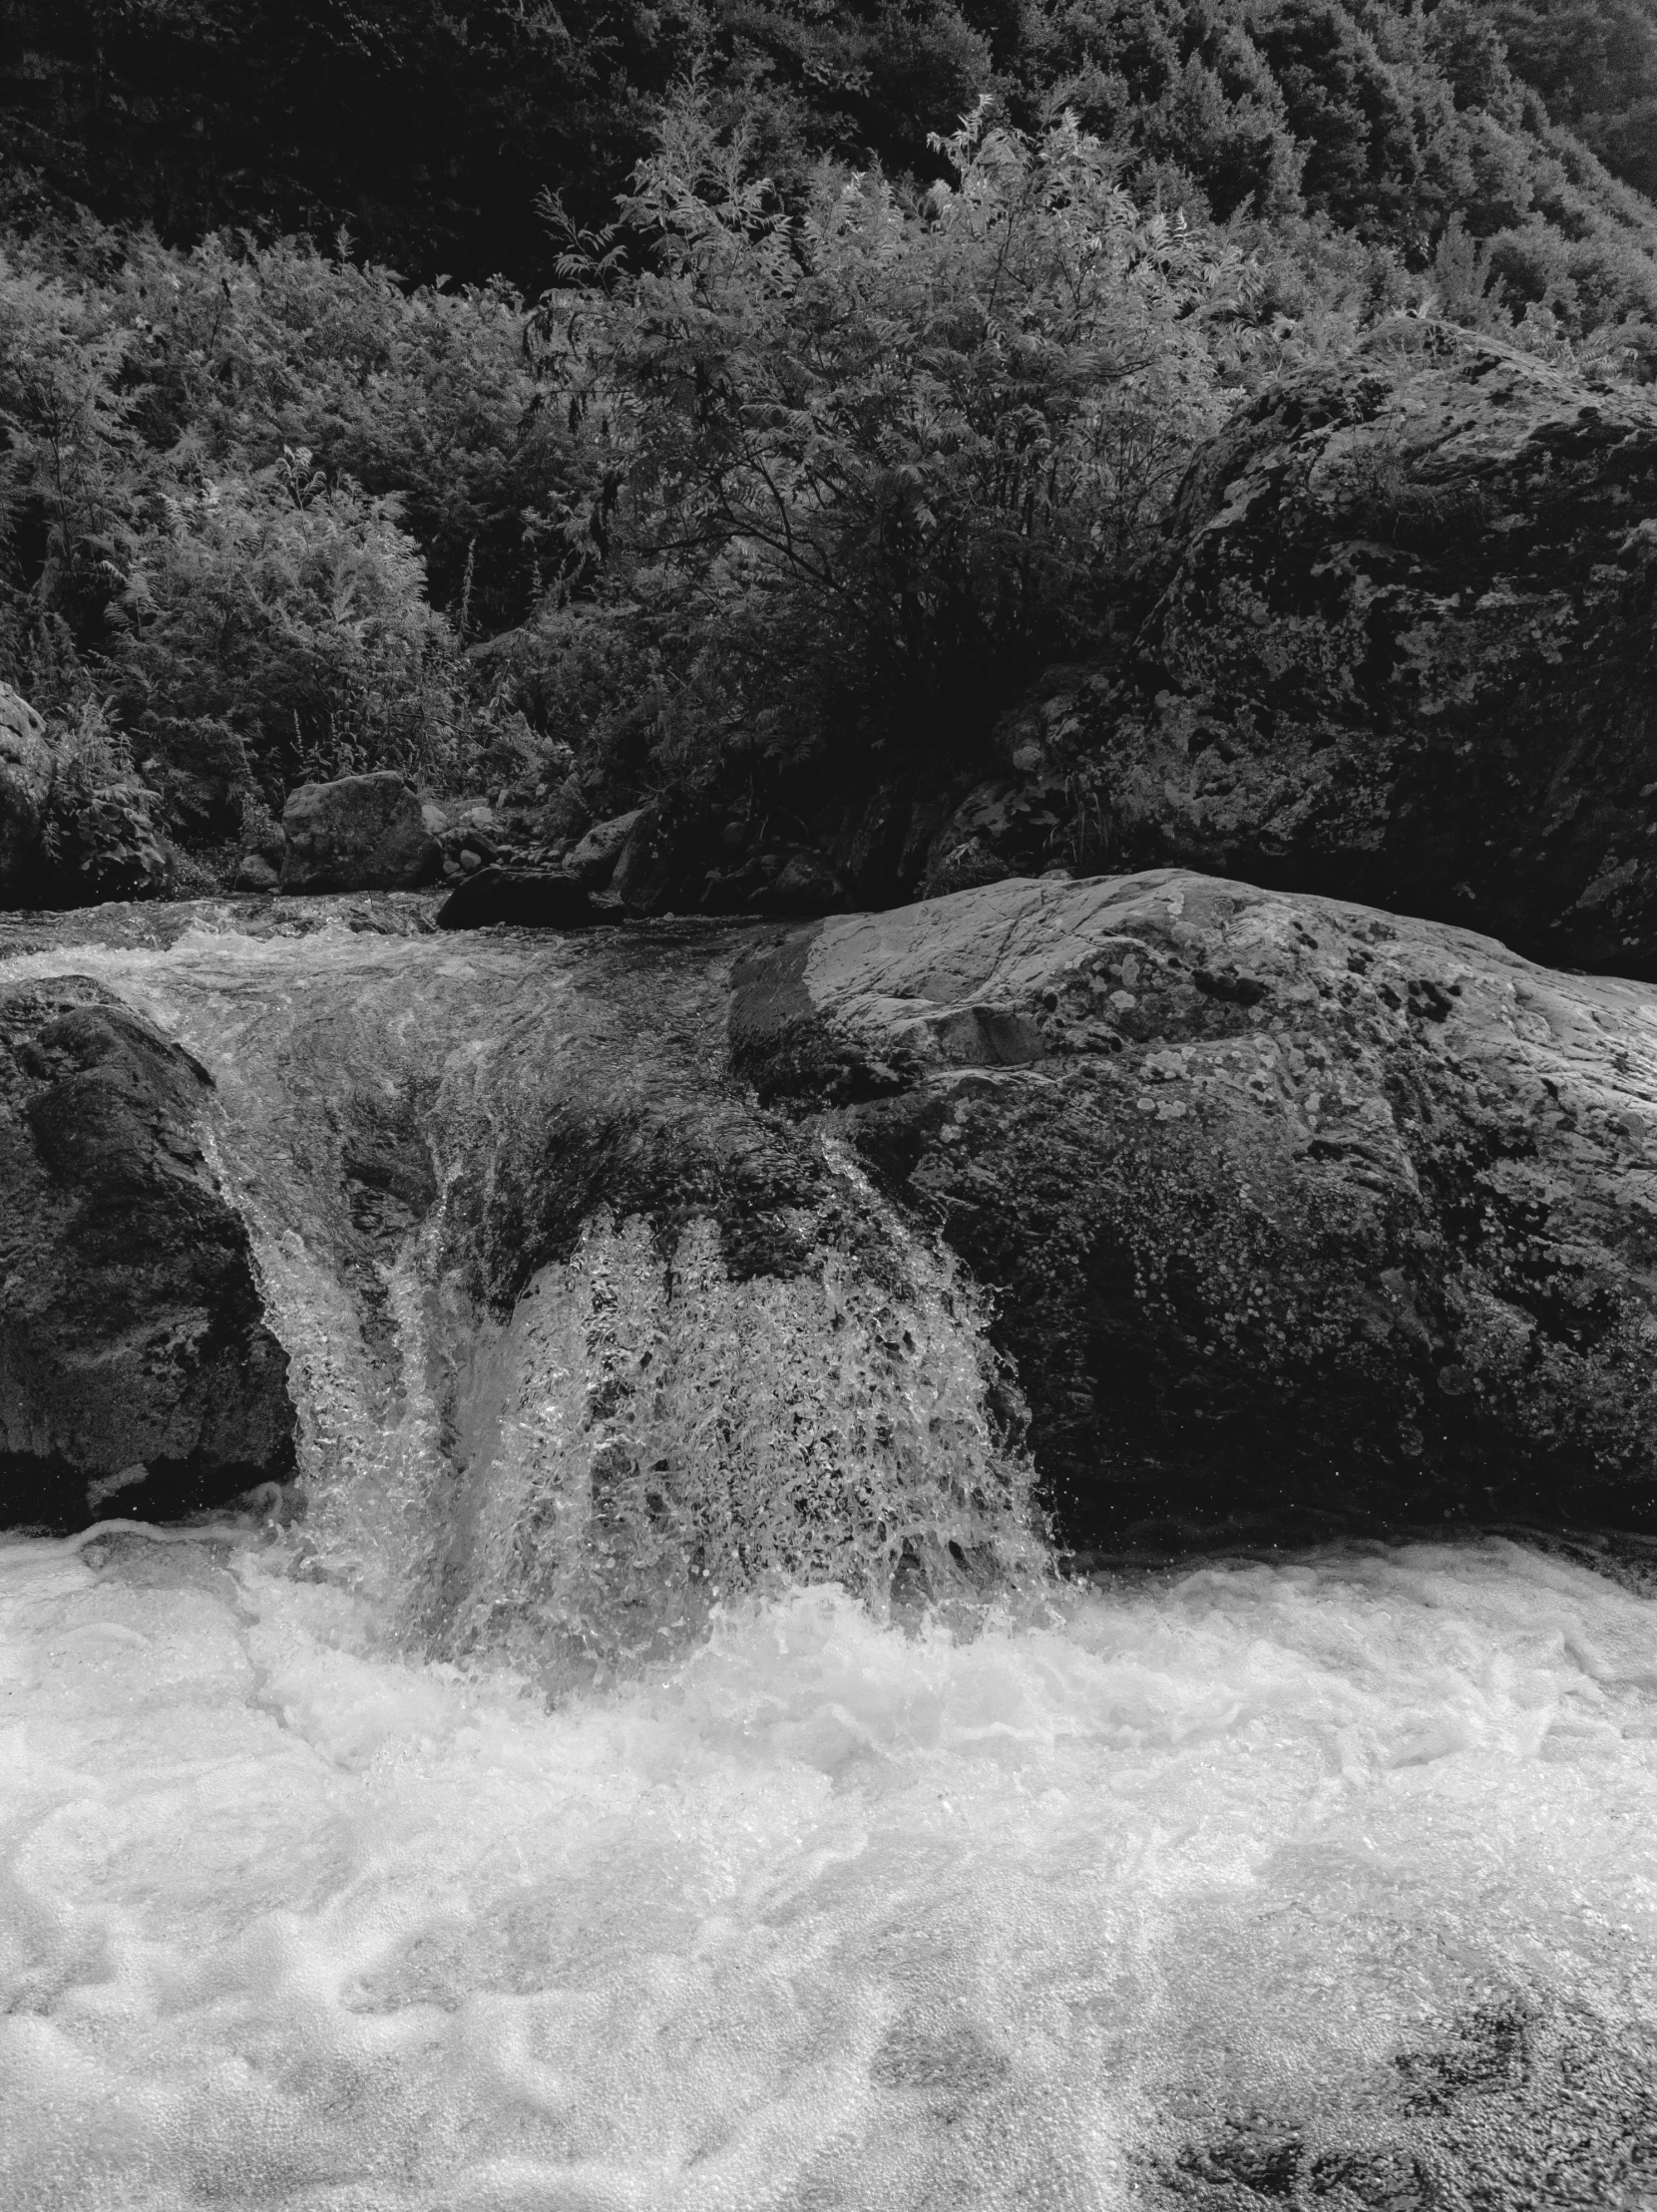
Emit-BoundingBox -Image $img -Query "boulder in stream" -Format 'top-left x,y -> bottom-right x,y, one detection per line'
732,871 -> 1657,1539
0,978 -> 294,1530
436,866 -> 595,930
280,771 -> 441,894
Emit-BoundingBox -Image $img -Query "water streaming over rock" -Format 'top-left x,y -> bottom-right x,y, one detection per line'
0,903 -> 1039,1665
2,904 -> 1656,2209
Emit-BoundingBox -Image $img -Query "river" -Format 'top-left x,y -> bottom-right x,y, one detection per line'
2,904 -> 1654,2208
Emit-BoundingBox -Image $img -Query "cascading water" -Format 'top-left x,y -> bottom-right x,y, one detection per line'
3,904 -> 1656,2210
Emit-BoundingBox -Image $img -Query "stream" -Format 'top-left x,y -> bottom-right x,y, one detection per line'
2,904 -> 1654,2210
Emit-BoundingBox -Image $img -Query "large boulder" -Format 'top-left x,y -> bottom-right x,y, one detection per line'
732,871 -> 1657,1541
1041,326 -> 1657,975
0,978 -> 294,1530
280,771 -> 441,894
0,683 -> 53,893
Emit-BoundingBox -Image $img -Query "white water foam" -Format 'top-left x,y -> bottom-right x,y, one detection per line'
431,1204 -> 1038,1686
4,1531 -> 1656,2209
5,914 -> 1657,2205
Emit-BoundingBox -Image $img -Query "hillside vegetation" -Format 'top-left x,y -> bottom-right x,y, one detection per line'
0,0 -> 1654,878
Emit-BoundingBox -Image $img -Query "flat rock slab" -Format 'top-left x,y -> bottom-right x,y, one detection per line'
732,871 -> 1657,1540
0,978 -> 294,1530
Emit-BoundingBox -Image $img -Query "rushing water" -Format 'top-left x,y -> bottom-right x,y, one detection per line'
3,907 -> 1656,2209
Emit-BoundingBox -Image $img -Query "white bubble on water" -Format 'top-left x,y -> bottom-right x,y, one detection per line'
3,1532 -> 1656,2209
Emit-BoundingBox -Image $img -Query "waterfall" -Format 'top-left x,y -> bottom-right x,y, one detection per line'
0,906 -> 1042,1661
3,905 -> 1656,2212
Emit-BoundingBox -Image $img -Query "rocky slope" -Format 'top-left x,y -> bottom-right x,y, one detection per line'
733,871 -> 1657,1539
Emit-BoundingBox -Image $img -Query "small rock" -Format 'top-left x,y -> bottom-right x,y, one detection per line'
435,867 -> 596,930
233,853 -> 281,894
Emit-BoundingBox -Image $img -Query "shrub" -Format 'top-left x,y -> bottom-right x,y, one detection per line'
535,97 -> 1252,787
109,454 -> 466,801
36,697 -> 171,903
114,234 -> 586,634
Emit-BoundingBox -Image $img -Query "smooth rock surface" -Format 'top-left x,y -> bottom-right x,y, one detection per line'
0,683 -> 52,890
1045,326 -> 1657,973
732,870 -> 1657,1536
0,977 -> 294,1529
280,771 -> 441,894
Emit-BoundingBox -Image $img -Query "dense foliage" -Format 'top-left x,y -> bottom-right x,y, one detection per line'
5,0 -> 1655,295
1,0 -> 1655,873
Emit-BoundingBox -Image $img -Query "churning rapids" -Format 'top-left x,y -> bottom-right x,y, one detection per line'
2,901 -> 1656,2210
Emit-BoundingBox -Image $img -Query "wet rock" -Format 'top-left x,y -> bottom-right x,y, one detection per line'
0,683 -> 52,893
731,870 -> 1657,1539
0,977 -> 294,1530
568,808 -> 643,890
280,771 -> 442,894
436,866 -> 595,930
1050,326 -> 1657,973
